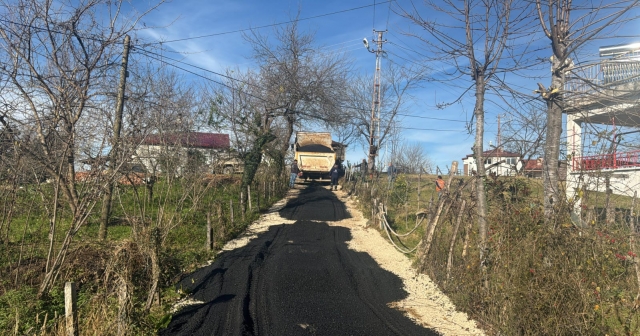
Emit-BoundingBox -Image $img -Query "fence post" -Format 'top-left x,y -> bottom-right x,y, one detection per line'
217,203 -> 223,238
230,199 -> 234,226
248,185 -> 252,212
256,183 -> 260,210
240,191 -> 245,220
206,212 -> 213,251
65,282 -> 78,336
373,198 -> 378,228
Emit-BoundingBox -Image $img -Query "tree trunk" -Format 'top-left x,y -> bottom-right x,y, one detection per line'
629,191 -> 640,307
472,78 -> 489,289
447,200 -> 467,281
543,51 -> 566,224
99,35 -> 131,240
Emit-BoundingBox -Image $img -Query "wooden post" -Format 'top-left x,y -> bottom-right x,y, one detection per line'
230,199 -> 234,226
256,184 -> 260,210
605,174 -> 614,224
418,161 -> 458,262
248,185 -> 252,212
629,191 -> 640,305
373,198 -> 378,228
65,282 -> 78,336
206,212 -> 213,251
240,192 -> 245,220
99,35 -> 131,241
447,200 -> 467,281
217,203 -> 223,238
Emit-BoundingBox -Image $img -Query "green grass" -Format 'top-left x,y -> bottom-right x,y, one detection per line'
0,172 -> 289,335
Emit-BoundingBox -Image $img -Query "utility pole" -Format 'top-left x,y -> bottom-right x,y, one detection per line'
497,114 -> 501,151
99,35 -> 130,240
364,29 -> 387,172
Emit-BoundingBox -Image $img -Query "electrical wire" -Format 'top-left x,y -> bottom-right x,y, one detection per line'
146,1 -> 393,45
135,47 -> 469,127
136,49 -> 269,103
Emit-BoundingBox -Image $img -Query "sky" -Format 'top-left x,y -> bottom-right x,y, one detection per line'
127,0 -> 640,173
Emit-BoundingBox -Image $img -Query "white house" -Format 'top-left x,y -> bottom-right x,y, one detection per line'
461,149 -> 523,177
134,132 -> 231,175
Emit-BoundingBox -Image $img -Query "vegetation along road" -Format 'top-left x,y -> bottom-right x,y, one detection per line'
160,183 -> 441,335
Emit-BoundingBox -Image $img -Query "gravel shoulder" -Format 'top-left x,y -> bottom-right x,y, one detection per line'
331,189 -> 485,336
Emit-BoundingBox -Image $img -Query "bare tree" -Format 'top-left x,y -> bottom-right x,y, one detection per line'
207,19 -> 352,205
400,0 -> 534,284
0,0 -> 160,296
502,105 -> 546,174
341,64 -> 425,171
535,0 -> 639,220
244,18 -> 351,155
396,141 -> 433,174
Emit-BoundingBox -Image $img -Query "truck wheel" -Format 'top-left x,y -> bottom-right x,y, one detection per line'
223,166 -> 234,175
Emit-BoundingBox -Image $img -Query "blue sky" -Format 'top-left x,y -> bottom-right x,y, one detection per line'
130,0 -> 640,172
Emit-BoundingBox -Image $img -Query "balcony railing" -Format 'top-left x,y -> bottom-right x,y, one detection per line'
572,150 -> 640,171
566,53 -> 640,94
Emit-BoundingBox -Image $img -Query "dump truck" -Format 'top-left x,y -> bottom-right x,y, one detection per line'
294,132 -> 344,180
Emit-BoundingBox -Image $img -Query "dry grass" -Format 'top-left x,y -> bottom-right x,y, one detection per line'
347,173 -> 640,335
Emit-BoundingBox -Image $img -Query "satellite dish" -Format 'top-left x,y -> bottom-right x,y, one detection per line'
363,38 -> 369,49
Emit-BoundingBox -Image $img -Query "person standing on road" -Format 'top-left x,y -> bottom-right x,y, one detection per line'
290,160 -> 300,188
387,162 -> 396,189
329,164 -> 340,190
435,175 -> 445,199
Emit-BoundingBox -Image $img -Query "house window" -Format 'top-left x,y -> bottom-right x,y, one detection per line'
506,157 -> 517,165
484,158 -> 492,165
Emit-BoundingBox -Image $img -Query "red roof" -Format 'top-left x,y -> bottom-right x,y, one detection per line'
523,158 -> 544,171
140,132 -> 230,149
462,148 -> 520,160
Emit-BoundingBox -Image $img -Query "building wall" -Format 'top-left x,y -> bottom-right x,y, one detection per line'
568,168 -> 640,198
461,156 -> 523,176
134,145 -> 222,175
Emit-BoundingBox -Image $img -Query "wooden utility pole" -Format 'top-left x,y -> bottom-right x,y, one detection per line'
100,35 -> 131,240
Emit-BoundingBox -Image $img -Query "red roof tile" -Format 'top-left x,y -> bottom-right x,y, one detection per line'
523,158 -> 544,171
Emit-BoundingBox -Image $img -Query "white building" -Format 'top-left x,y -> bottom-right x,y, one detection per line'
134,132 -> 231,175
566,43 -> 640,200
461,149 -> 523,176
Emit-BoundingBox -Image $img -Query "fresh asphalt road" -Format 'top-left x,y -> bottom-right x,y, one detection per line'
160,183 -> 440,336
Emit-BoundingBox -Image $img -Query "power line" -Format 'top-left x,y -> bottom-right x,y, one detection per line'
135,45 -> 470,131
388,40 -> 429,59
136,50 -> 269,103
382,126 -> 465,132
148,1 -> 393,45
133,47 -> 258,89
0,17 -> 113,44
395,112 -> 467,123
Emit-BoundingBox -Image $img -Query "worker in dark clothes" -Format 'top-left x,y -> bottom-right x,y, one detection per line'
290,160 -> 300,188
329,164 -> 340,191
